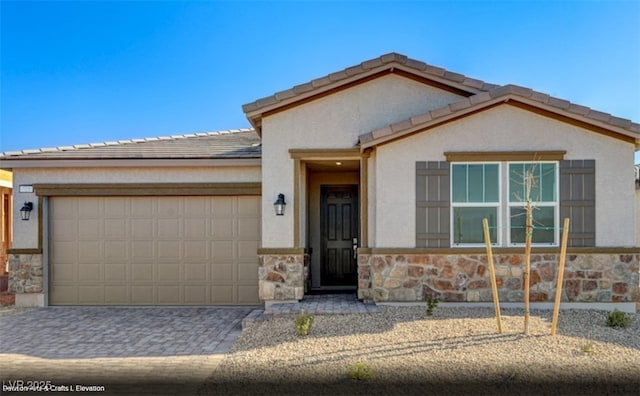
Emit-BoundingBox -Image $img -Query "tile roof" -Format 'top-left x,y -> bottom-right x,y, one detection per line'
0,129 -> 261,160
359,84 -> 640,149
242,52 -> 499,130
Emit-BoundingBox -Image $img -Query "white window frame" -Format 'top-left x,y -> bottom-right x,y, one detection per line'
450,162 -> 502,247
506,161 -> 559,247
450,161 -> 559,247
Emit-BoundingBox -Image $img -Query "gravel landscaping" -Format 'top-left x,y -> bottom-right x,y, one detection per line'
200,306 -> 640,396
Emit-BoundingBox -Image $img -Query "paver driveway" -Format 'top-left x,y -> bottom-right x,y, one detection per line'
0,307 -> 254,395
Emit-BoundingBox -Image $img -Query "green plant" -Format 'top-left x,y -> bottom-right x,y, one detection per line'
606,309 -> 632,328
581,342 -> 595,354
425,296 -> 440,316
294,309 -> 314,336
348,362 -> 373,381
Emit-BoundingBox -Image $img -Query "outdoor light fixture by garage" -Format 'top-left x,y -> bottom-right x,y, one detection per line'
274,193 -> 286,216
20,201 -> 33,221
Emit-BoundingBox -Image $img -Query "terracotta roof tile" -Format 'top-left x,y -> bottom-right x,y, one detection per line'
0,129 -> 261,160
243,53 -> 499,123
358,84 -> 640,148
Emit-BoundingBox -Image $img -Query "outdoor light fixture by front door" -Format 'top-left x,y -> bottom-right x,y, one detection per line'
274,193 -> 286,216
20,201 -> 33,221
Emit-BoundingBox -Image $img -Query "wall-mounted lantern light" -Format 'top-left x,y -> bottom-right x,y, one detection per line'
274,193 -> 286,216
20,201 -> 34,221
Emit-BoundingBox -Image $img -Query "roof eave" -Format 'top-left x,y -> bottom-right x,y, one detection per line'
359,94 -> 640,150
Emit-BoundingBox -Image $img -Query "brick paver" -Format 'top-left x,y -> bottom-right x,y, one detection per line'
0,307 -> 253,395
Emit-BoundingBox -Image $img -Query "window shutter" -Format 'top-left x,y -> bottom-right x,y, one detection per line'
559,160 -> 595,247
416,161 -> 450,247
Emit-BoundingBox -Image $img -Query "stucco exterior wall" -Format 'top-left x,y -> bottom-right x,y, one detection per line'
373,104 -> 636,247
261,75 -> 464,248
11,165 -> 261,249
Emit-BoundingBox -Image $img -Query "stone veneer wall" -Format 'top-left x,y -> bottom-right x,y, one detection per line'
357,253 -> 639,303
8,253 -> 43,294
258,254 -> 310,301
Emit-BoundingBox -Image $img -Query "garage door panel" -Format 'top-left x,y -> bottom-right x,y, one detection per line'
50,196 -> 260,305
132,219 -> 154,239
212,262 -> 234,281
212,241 -> 234,259
78,263 -> 102,282
50,285 -> 77,305
184,197 -> 207,217
105,285 -> 130,304
132,285 -> 155,304
158,263 -> 180,281
238,218 -> 260,239
51,241 -> 77,262
52,263 -> 76,282
105,263 -> 128,281
78,198 -> 101,218
185,218 -> 207,239
158,219 -> 181,238
211,197 -> 234,215
132,263 -> 154,281
238,240 -> 260,259
184,262 -> 207,281
52,220 -> 77,241
131,241 -> 154,259
237,196 -> 260,216
158,285 -> 181,304
130,198 -> 154,217
238,285 -> 259,304
105,241 -> 127,261
104,198 -> 127,217
212,218 -> 234,238
78,285 -> 104,304
211,285 -> 234,304
78,241 -> 102,263
184,285 -> 208,304
238,263 -> 258,282
105,219 -> 127,239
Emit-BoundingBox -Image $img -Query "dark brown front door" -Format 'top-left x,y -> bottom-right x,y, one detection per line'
320,185 -> 358,288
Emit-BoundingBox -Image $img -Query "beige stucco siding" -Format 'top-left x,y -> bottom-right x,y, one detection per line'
373,104 -> 637,247
11,166 -> 260,249
260,75 -> 465,248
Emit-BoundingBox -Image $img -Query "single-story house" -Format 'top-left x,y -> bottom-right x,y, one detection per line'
2,53 -> 639,310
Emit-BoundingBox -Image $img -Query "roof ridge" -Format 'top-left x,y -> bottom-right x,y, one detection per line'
242,52 -> 499,115
1,128 -> 255,158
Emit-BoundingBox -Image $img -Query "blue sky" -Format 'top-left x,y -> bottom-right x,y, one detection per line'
1,1 -> 639,162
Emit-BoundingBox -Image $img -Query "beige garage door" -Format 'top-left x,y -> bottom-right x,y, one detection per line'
49,196 -> 260,305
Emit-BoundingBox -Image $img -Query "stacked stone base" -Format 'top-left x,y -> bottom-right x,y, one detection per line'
258,252 -> 310,302
357,252 -> 639,304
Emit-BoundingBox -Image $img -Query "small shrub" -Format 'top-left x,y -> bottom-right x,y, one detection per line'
348,362 -> 373,381
581,342 -> 595,354
606,309 -> 632,328
425,296 -> 440,316
294,309 -> 314,336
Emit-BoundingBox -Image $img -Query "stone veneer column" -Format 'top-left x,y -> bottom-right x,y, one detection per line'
357,252 -> 639,304
258,251 -> 310,303
8,253 -> 44,307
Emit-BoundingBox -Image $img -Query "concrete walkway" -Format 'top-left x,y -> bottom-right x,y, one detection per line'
0,307 -> 254,395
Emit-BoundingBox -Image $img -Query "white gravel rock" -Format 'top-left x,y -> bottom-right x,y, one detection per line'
201,307 -> 640,395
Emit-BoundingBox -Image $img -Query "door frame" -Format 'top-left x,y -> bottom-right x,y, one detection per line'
318,184 -> 359,290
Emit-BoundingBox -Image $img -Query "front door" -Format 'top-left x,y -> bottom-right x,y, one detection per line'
320,185 -> 358,288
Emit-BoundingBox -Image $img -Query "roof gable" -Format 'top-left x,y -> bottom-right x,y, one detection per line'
242,52 -> 499,133
359,84 -> 640,150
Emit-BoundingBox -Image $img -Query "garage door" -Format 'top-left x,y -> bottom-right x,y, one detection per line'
49,196 -> 260,305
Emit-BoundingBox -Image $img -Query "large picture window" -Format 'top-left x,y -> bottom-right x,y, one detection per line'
451,161 -> 558,247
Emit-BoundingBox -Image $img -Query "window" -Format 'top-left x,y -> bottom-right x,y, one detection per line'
451,163 -> 500,245
451,161 -> 558,246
